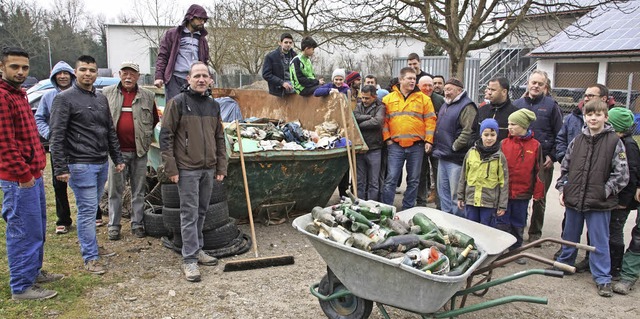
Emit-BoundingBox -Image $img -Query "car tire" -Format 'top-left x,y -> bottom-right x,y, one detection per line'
203,201 -> 230,232
161,184 -> 180,208
209,180 -> 227,204
143,206 -> 170,238
162,206 -> 182,233
202,218 -> 239,250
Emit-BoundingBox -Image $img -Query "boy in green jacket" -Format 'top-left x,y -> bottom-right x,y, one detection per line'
289,36 -> 323,96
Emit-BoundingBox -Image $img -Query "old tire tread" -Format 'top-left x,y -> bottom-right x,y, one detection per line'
202,218 -> 239,250
161,184 -> 180,208
203,201 -> 230,231
143,206 -> 170,238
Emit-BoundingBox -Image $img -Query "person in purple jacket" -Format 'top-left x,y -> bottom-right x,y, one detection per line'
154,4 -> 210,103
314,68 -> 350,97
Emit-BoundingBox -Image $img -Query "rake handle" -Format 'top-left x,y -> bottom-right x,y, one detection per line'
236,120 -> 259,258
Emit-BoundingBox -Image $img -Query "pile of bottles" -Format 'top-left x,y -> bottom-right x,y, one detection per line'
305,192 -> 478,276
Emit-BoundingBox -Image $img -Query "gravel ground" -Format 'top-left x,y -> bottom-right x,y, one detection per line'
85,164 -> 640,319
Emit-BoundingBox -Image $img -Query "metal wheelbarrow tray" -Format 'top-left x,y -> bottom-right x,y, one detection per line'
292,207 -> 517,314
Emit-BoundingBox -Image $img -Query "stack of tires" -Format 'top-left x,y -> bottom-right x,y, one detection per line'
161,180 -> 240,250
143,203 -> 171,238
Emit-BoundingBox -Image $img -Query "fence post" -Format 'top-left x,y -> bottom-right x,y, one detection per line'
627,73 -> 633,109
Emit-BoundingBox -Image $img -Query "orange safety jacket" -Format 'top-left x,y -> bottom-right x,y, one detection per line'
382,85 -> 436,147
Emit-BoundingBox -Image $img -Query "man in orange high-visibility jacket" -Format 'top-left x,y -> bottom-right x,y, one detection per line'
381,67 -> 436,210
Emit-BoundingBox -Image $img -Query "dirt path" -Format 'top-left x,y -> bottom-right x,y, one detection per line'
87,163 -> 639,318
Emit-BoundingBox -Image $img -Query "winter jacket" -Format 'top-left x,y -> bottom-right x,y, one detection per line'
35,61 -> 76,140
477,98 -> 519,142
50,84 -> 123,177
557,124 -> 629,212
501,131 -> 545,200
354,98 -> 385,151
289,54 -> 319,94
429,92 -> 445,113
382,85 -> 436,147
313,83 -> 350,97
262,47 -> 296,97
103,83 -> 159,157
160,87 -> 228,177
0,80 -> 46,183
513,94 -> 563,162
154,5 -> 209,83
432,91 -> 478,164
457,146 -> 509,210
617,133 -> 640,208
556,107 -> 584,163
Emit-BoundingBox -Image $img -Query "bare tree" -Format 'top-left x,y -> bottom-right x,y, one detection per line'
52,0 -> 84,30
339,0 -> 629,81
129,0 -> 180,49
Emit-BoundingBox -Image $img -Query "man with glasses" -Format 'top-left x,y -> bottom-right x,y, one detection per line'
263,33 -> 296,97
154,4 -> 210,102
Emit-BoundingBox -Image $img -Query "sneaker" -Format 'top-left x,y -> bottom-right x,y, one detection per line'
84,259 -> 106,275
12,285 -> 57,300
553,247 -> 562,260
527,234 -> 542,247
55,225 -> 69,234
131,227 -> 146,238
597,283 -> 613,297
612,279 -> 635,295
108,229 -> 121,241
182,262 -> 201,282
96,219 -> 104,227
197,250 -> 218,266
98,246 -> 116,257
575,258 -> 590,273
36,270 -> 64,284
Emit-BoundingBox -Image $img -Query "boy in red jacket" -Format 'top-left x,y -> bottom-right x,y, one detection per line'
499,109 -> 545,260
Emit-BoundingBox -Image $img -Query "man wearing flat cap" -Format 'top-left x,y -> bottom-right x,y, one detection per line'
103,62 -> 159,241
432,77 -> 478,217
154,4 -> 210,102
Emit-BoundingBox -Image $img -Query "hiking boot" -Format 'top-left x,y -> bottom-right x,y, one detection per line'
98,246 -> 116,257
427,190 -> 437,203
12,285 -> 57,300
131,227 -> 146,238
36,270 -> 64,284
597,283 -> 613,297
527,234 -> 542,247
553,247 -> 562,260
182,262 -> 201,282
84,259 -> 106,275
197,250 -> 218,266
108,229 -> 121,241
575,258 -> 590,273
55,225 -> 69,235
95,219 -> 104,227
612,279 -> 635,295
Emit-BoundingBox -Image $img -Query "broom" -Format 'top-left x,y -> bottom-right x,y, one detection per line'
223,121 -> 295,272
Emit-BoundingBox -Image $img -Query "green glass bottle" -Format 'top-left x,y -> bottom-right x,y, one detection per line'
456,244 -> 474,265
443,235 -> 459,269
351,221 -> 371,233
417,229 -> 446,244
443,228 -> 475,248
344,208 -> 375,227
420,256 -> 447,273
412,213 -> 443,236
351,205 -> 379,220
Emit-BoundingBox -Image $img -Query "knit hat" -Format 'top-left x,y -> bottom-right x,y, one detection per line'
345,71 -> 361,86
332,69 -> 346,81
479,118 -> 499,134
608,107 -> 634,132
445,78 -> 464,89
508,109 -> 537,129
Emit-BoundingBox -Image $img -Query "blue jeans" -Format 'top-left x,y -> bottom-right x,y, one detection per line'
68,163 -> 109,263
465,205 -> 496,227
356,149 -> 382,201
496,199 -> 529,250
178,169 -> 215,263
108,152 -> 148,230
558,207 -> 612,285
382,142 -> 424,210
1,177 -> 46,294
437,159 -> 463,216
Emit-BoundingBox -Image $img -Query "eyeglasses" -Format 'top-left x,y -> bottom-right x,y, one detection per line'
584,94 -> 602,99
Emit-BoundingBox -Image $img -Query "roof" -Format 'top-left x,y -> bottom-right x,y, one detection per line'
530,0 -> 640,57
492,0 -> 602,21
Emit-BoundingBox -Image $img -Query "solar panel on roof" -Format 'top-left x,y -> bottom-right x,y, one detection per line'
531,0 -> 640,54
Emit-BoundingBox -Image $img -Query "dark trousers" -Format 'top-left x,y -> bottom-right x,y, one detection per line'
52,152 -> 72,226
165,75 -> 188,103
529,165 -> 553,237
610,209 -> 631,276
299,85 -> 319,97
417,154 -> 439,207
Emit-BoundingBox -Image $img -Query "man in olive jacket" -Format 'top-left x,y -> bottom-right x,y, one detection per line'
160,62 -> 227,282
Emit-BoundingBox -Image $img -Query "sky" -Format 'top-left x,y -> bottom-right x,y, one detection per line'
33,0 -> 199,24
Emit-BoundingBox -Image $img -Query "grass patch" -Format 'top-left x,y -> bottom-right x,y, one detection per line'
0,156 -> 122,318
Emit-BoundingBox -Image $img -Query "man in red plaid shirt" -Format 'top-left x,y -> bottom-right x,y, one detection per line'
0,47 -> 63,300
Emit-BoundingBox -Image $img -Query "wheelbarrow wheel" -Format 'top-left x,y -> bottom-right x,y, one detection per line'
318,274 -> 373,319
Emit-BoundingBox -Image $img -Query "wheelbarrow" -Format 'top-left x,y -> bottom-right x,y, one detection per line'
292,207 -> 595,319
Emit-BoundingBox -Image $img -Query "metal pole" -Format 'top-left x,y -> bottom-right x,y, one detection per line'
627,73 -> 633,109
44,36 -> 52,71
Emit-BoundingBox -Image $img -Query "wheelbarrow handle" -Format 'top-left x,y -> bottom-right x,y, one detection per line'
552,261 -> 576,274
575,243 -> 596,252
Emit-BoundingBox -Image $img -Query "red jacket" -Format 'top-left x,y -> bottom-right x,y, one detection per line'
501,131 -> 545,200
0,80 -> 46,182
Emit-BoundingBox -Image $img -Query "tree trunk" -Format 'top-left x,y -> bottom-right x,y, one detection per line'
448,54 -> 466,83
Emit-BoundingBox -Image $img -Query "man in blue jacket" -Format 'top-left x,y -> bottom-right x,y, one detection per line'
262,33 -> 296,97
513,70 -> 563,243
